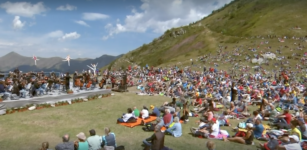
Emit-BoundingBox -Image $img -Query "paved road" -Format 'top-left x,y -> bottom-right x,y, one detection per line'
1,89 -> 111,109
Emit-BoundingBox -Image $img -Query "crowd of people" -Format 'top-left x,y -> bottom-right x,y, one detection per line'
0,68 -> 104,100
110,63 -> 307,150
38,128 -> 123,150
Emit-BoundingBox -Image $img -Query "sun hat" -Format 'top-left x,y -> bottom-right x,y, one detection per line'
76,132 -> 86,140
289,135 -> 300,143
246,123 -> 254,128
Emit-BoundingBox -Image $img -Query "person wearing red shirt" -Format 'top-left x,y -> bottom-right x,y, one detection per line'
192,97 -> 202,106
163,109 -> 173,127
271,109 -> 292,129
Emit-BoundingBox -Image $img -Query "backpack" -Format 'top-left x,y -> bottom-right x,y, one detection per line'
126,117 -> 137,123
144,122 -> 155,131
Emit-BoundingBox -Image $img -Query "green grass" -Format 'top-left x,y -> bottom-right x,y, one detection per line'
0,88 -> 264,150
102,0 -> 307,76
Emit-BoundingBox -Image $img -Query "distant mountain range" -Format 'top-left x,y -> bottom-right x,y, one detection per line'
0,52 -> 123,73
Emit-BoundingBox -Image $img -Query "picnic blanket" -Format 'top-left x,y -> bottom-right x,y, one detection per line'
118,116 -> 157,128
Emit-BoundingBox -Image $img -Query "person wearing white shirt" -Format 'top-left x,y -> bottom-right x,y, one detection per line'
117,108 -> 133,123
209,118 -> 220,138
141,106 -> 149,119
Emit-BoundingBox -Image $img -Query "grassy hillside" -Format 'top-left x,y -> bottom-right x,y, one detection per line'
104,0 -> 307,73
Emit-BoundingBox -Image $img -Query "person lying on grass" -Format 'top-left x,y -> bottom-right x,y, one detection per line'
117,108 -> 134,123
190,118 -> 219,138
223,123 -> 254,145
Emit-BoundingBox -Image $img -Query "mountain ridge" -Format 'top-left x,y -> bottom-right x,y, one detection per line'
0,51 -> 123,73
104,0 -> 307,73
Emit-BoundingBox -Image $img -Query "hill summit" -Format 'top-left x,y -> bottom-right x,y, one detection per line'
106,0 -> 307,73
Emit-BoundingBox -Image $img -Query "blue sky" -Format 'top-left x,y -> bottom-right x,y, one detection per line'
0,0 -> 232,59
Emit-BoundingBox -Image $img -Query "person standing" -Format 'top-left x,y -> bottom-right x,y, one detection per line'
65,72 -> 71,91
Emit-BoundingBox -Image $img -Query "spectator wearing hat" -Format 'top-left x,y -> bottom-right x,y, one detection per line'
276,135 -> 302,150
87,129 -> 101,150
74,132 -> 89,150
55,134 -> 74,150
223,123 -> 254,145
149,105 -> 160,117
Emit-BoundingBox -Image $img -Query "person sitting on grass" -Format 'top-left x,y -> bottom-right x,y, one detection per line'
143,125 -> 165,150
165,117 -> 182,137
206,141 -> 215,150
201,110 -> 214,123
269,109 -> 292,129
223,123 -> 254,145
192,96 -> 202,106
259,134 -> 302,150
87,129 -> 101,150
277,134 -> 302,150
133,106 -> 140,118
217,111 -> 231,126
55,134 -> 74,150
143,117 -> 164,132
40,142 -> 51,150
296,117 -> 307,140
173,107 -> 181,118
101,127 -> 117,149
260,99 -> 277,119
289,120 -> 302,140
117,108 -> 134,123
253,119 -> 265,140
163,109 -> 173,128
141,106 -> 150,120
149,105 -> 160,117
74,132 -> 89,150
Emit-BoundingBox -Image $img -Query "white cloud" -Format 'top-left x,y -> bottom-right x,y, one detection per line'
56,4 -> 77,11
46,30 -> 64,38
82,12 -> 109,21
103,0 -> 232,40
75,20 -> 90,27
59,32 -> 81,41
0,2 -> 47,17
12,16 -> 25,30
